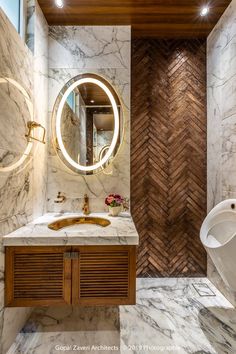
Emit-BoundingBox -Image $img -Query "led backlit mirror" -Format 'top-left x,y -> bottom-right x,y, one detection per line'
0,78 -> 33,172
52,74 -> 123,175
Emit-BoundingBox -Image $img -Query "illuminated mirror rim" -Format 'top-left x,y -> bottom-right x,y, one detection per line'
55,77 -> 120,172
0,77 -> 33,173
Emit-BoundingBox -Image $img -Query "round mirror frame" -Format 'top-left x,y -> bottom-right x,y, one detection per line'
53,74 -> 122,174
0,78 -> 33,173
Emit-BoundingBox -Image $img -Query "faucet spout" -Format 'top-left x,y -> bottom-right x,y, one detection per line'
82,194 -> 90,215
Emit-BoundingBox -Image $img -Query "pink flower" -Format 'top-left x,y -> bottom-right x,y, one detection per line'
105,193 -> 124,207
107,196 -> 114,204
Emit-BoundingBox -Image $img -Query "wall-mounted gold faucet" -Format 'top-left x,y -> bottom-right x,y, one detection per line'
25,121 -> 46,144
82,194 -> 90,215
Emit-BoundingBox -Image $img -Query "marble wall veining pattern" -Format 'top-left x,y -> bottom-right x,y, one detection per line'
0,6 -> 34,261
61,103 -> 81,163
26,0 -> 35,52
47,26 -> 131,213
0,8 -> 34,354
0,2 -> 48,352
207,0 -> 236,306
7,278 -> 236,354
33,1 -> 48,219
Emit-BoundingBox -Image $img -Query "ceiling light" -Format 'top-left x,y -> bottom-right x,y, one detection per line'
200,6 -> 209,16
55,0 -> 64,8
90,100 -> 95,103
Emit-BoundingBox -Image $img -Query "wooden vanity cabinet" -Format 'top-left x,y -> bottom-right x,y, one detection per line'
5,246 -> 72,307
5,245 -> 136,307
72,246 -> 136,306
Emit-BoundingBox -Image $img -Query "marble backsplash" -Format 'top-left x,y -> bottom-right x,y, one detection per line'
47,26 -> 131,213
207,0 -> 236,306
0,2 -> 48,352
0,6 -> 34,236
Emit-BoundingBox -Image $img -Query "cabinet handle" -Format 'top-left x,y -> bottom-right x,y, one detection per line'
64,252 -> 79,259
64,252 -> 71,259
71,252 -> 79,259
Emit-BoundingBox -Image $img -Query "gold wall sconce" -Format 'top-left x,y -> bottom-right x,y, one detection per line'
25,121 -> 46,144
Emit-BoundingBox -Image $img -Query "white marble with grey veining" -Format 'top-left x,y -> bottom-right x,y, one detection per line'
32,0 -> 48,219
0,4 -> 48,353
121,278 -> 236,354
0,82 -> 29,158
207,0 -> 236,307
0,10 -> 33,91
49,26 -> 130,70
26,0 -> 35,52
7,278 -> 236,354
207,0 -> 236,209
47,26 -> 131,214
0,7 -> 35,231
0,8 -> 35,232
3,212 -> 139,246
0,307 -> 32,354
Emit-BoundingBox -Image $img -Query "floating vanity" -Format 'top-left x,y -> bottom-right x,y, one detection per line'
3,213 -> 138,307
1,71 -> 136,308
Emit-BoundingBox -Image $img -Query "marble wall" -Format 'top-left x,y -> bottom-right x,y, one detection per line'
47,26 -> 131,212
61,103 -> 81,163
33,1 -> 48,219
0,6 -> 34,265
0,10 -> 33,353
207,0 -> 236,306
0,1 -> 48,352
26,0 -> 35,52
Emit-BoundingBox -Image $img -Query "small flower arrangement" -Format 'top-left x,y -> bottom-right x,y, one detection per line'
105,194 -> 124,208
105,194 -> 128,216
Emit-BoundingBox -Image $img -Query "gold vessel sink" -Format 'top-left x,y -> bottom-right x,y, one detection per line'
48,217 -> 111,231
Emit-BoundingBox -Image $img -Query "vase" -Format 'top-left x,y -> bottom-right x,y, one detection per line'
109,206 -> 122,217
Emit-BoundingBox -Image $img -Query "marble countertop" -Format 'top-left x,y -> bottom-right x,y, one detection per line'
3,212 -> 139,246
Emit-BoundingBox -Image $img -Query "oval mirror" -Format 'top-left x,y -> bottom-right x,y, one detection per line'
0,78 -> 33,172
52,74 -> 123,175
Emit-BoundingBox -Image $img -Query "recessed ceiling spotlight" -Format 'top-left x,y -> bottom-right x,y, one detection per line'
200,6 -> 209,16
55,0 -> 64,8
90,100 -> 95,103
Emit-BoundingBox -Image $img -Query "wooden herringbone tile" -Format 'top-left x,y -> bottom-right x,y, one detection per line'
131,39 -> 207,277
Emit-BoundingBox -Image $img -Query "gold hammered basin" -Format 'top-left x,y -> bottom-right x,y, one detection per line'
48,217 -> 111,231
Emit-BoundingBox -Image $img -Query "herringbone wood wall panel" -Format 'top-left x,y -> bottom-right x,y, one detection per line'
131,39 -> 207,277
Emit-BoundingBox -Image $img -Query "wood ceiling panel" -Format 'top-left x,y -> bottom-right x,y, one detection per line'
79,83 -> 110,105
38,0 -> 231,37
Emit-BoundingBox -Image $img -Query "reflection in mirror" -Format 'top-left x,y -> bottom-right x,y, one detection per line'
0,78 -> 33,172
53,74 -> 123,175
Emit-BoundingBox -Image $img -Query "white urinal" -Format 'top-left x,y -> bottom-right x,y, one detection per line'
200,199 -> 236,291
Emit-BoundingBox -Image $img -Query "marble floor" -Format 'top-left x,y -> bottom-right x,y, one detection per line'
7,278 -> 236,354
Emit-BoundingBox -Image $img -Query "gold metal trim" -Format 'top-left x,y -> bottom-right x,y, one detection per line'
82,194 -> 90,215
51,72 -> 125,176
48,217 -> 111,231
25,121 -> 46,144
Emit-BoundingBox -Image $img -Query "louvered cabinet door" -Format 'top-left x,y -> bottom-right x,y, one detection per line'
5,246 -> 72,307
72,246 -> 136,305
